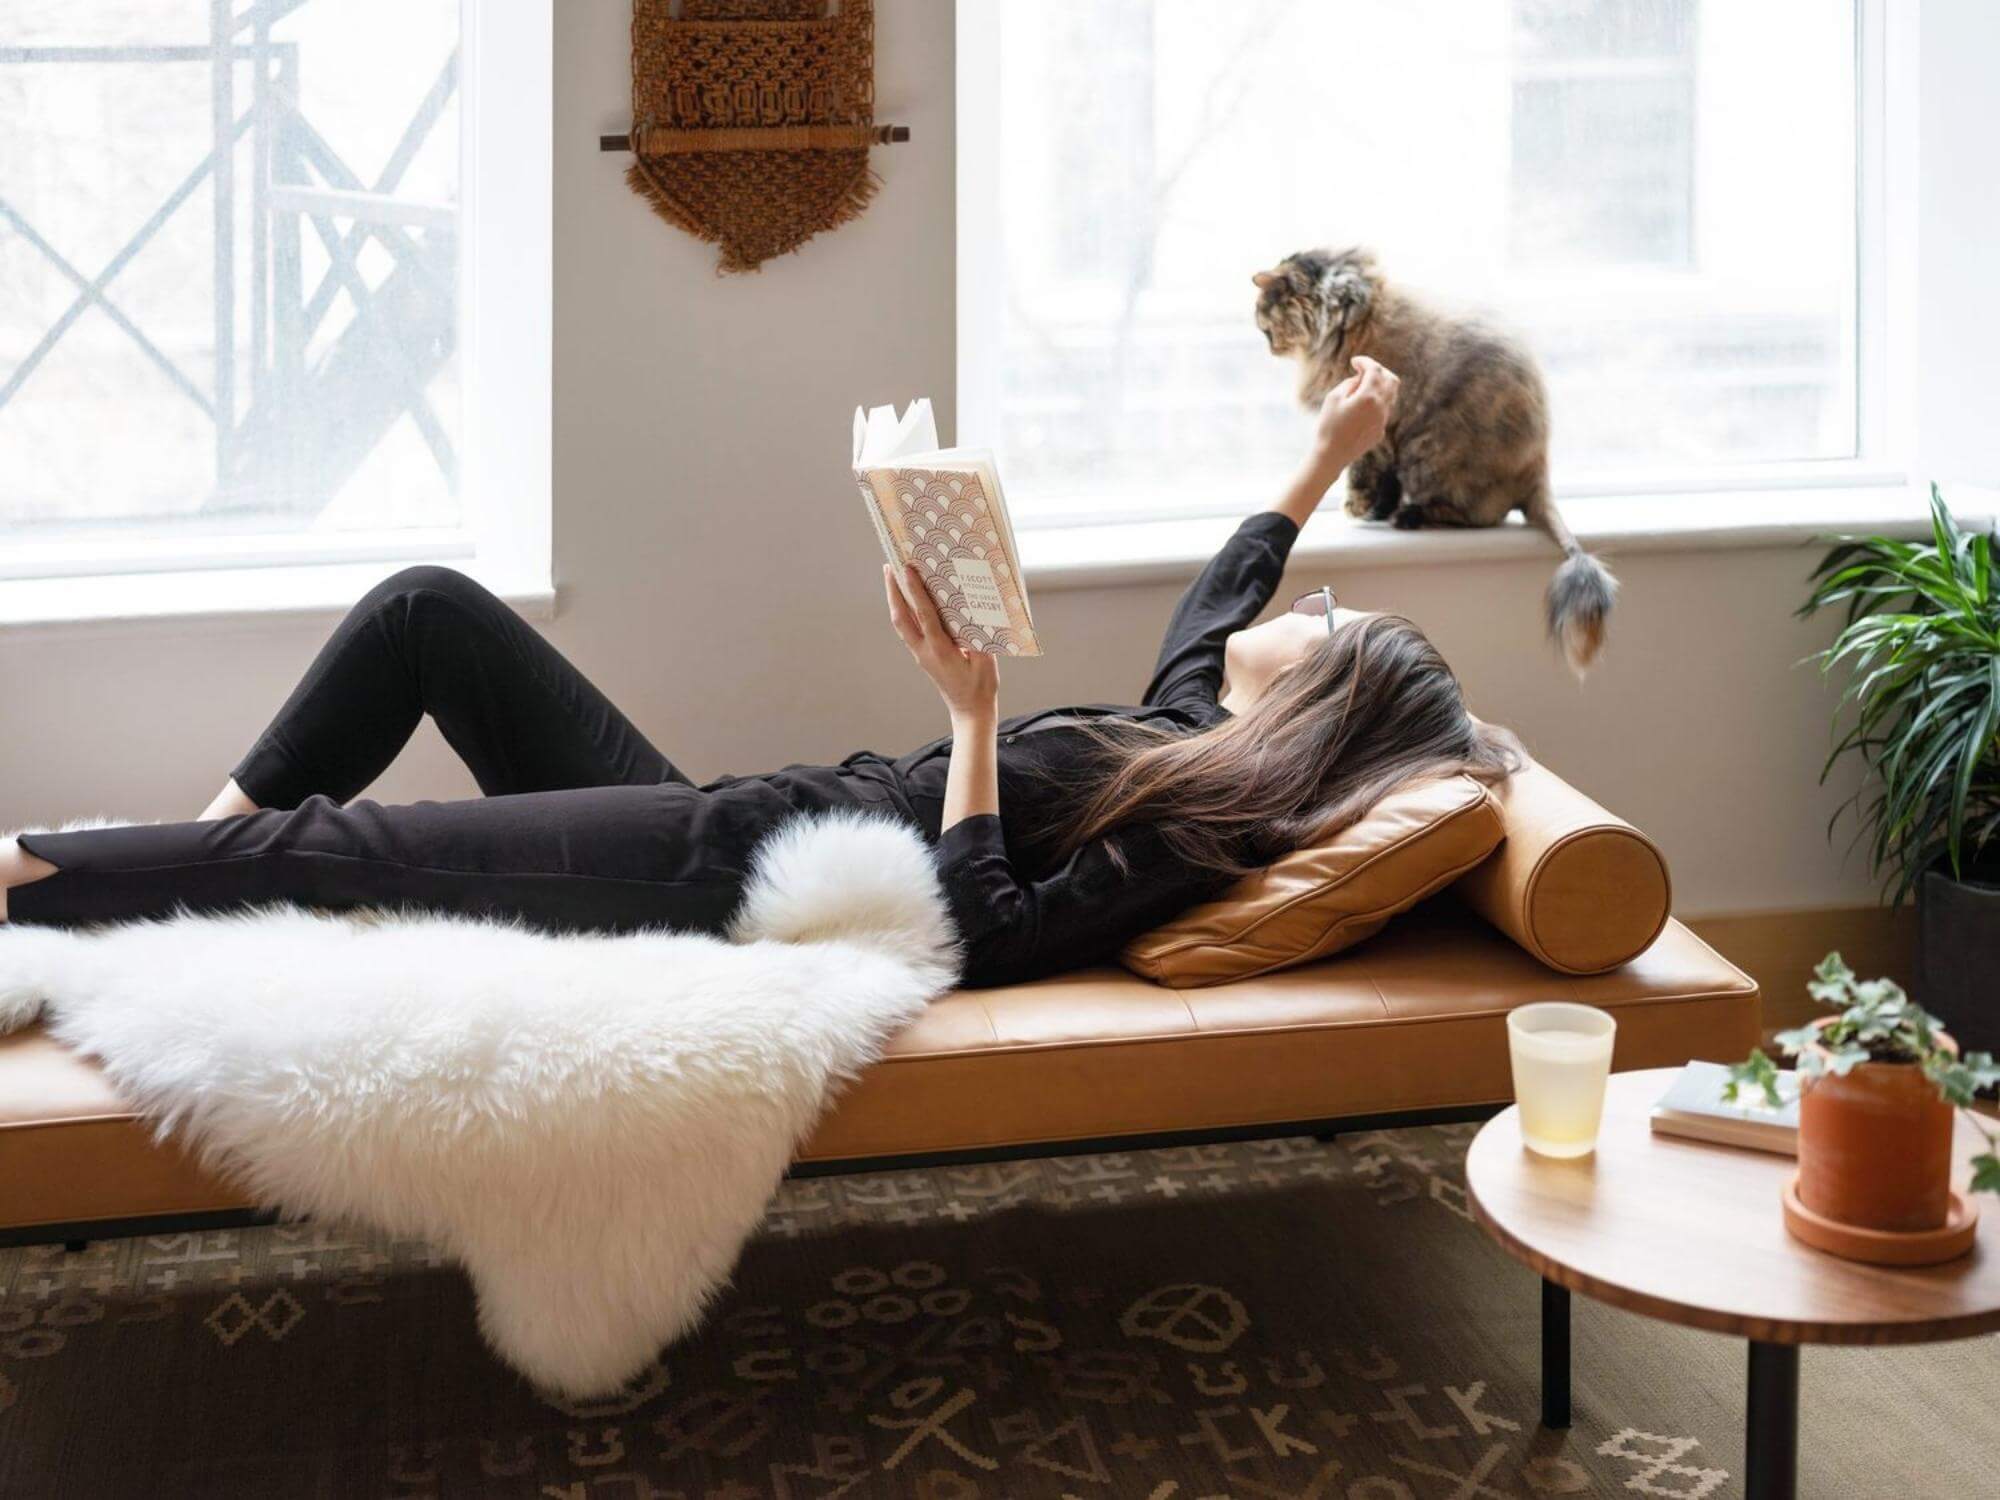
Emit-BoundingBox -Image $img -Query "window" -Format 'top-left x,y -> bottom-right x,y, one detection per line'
1510,1 -> 1696,267
0,0 -> 549,594
960,0 -> 1865,528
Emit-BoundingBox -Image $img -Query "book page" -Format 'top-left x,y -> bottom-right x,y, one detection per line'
854,399 -> 939,466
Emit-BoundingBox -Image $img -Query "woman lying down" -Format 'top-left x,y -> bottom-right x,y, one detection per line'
0,357 -> 1516,989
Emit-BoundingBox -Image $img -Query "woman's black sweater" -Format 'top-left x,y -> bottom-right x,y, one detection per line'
900,510 -> 1300,987
9,513 -> 1302,988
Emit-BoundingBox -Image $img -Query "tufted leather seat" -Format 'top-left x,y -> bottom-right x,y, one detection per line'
0,762 -> 1758,1240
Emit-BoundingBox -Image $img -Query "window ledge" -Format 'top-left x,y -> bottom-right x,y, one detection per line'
0,559 -> 556,639
1019,481 -> 2000,591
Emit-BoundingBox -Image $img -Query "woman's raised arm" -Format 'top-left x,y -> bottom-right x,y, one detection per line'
1140,357 -> 1402,715
884,562 -> 999,831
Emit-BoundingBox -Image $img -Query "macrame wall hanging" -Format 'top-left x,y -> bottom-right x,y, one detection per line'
609,0 -> 910,274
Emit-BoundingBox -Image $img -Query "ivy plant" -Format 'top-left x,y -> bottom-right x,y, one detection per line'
1725,953 -> 2000,1195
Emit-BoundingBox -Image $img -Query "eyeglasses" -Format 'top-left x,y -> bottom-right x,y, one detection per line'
1289,585 -> 1338,637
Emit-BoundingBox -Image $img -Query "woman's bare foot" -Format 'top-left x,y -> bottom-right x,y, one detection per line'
0,837 -> 58,924
199,778 -> 260,821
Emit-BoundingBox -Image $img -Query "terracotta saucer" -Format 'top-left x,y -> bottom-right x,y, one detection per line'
1782,1175 -> 1981,1267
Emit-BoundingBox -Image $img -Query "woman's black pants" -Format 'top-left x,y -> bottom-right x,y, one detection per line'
9,567 -> 905,935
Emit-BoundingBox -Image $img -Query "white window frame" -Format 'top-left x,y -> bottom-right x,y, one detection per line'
0,0 -> 552,627
956,0 -> 2000,579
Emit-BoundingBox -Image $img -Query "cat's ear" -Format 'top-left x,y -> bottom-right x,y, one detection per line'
1251,270 -> 1280,290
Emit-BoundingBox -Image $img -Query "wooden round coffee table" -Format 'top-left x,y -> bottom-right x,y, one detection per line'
1466,1067 -> 2000,1500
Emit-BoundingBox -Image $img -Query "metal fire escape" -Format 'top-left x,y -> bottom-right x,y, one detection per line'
0,0 -> 458,523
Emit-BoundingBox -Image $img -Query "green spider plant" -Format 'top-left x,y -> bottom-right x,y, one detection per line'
1803,485 -> 2000,904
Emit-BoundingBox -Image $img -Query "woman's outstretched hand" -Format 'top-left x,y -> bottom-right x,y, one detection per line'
1312,354 -> 1400,474
885,563 -> 1000,724
1270,354 -> 1402,528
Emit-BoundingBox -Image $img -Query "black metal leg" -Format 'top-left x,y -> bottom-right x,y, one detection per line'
1540,1278 -> 1571,1428
1745,1341 -> 1799,1500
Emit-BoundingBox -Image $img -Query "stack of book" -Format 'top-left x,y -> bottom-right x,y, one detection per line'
1648,1060 -> 1800,1156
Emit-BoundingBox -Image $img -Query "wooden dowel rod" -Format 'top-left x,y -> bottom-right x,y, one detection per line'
600,123 -> 909,153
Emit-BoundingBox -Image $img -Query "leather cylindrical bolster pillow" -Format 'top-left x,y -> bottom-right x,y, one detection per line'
1455,757 -> 1672,975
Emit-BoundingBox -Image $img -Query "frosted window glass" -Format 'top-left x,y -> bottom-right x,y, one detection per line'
986,0 -> 1858,525
0,1 -> 462,544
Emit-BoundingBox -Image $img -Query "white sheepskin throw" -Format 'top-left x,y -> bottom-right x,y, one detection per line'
0,812 -> 958,1398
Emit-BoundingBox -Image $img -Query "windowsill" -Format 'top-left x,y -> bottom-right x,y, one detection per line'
1018,480 -> 2000,591
0,558 -> 557,638
6,482 -> 1991,631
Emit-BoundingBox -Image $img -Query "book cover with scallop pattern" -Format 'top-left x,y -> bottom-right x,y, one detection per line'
853,464 -> 1041,656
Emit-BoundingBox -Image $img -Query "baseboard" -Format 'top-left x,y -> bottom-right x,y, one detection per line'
1686,904 -> 1916,1035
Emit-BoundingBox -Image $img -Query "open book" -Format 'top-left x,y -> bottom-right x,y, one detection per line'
851,398 -> 1040,657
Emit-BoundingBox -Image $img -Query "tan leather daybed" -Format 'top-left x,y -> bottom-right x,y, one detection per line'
0,761 -> 1759,1244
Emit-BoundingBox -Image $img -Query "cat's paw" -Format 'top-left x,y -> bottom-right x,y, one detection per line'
1390,504 -> 1429,530
1348,486 -> 1401,523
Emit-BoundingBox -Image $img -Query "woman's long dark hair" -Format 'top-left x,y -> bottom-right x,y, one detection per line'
1050,613 -> 1520,876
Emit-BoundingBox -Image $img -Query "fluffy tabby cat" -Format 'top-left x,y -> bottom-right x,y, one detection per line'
1253,247 -> 1617,673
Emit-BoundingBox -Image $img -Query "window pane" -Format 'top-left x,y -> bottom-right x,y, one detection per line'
1511,76 -> 1695,267
0,0 -> 461,547
984,0 -> 1858,525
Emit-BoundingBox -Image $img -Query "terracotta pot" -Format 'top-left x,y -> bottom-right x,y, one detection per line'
1796,1020 -> 1957,1234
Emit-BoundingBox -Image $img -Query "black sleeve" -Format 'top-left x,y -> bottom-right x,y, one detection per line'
1141,511 -> 1301,713
936,814 -> 1225,989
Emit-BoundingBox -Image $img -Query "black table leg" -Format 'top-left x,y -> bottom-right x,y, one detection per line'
1745,1341 -> 1799,1499
1541,1278 -> 1571,1428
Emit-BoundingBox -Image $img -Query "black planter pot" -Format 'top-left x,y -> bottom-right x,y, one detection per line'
1918,865 -> 2000,1060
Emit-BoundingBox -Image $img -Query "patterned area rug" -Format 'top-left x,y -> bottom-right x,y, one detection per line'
1,1124 -> 1994,1498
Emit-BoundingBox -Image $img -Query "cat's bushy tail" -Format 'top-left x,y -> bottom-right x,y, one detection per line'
1522,488 -> 1617,675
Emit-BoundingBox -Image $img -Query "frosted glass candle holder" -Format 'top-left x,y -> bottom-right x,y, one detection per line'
1507,1002 -> 1617,1159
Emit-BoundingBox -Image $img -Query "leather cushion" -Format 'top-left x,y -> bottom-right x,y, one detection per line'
1119,774 -> 1505,988
1454,756 -> 1672,975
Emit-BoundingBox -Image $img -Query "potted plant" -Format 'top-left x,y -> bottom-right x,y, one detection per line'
1802,485 -> 2000,1055
1729,953 -> 1998,1263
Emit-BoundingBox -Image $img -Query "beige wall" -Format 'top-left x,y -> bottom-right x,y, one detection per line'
0,1 -> 1875,924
